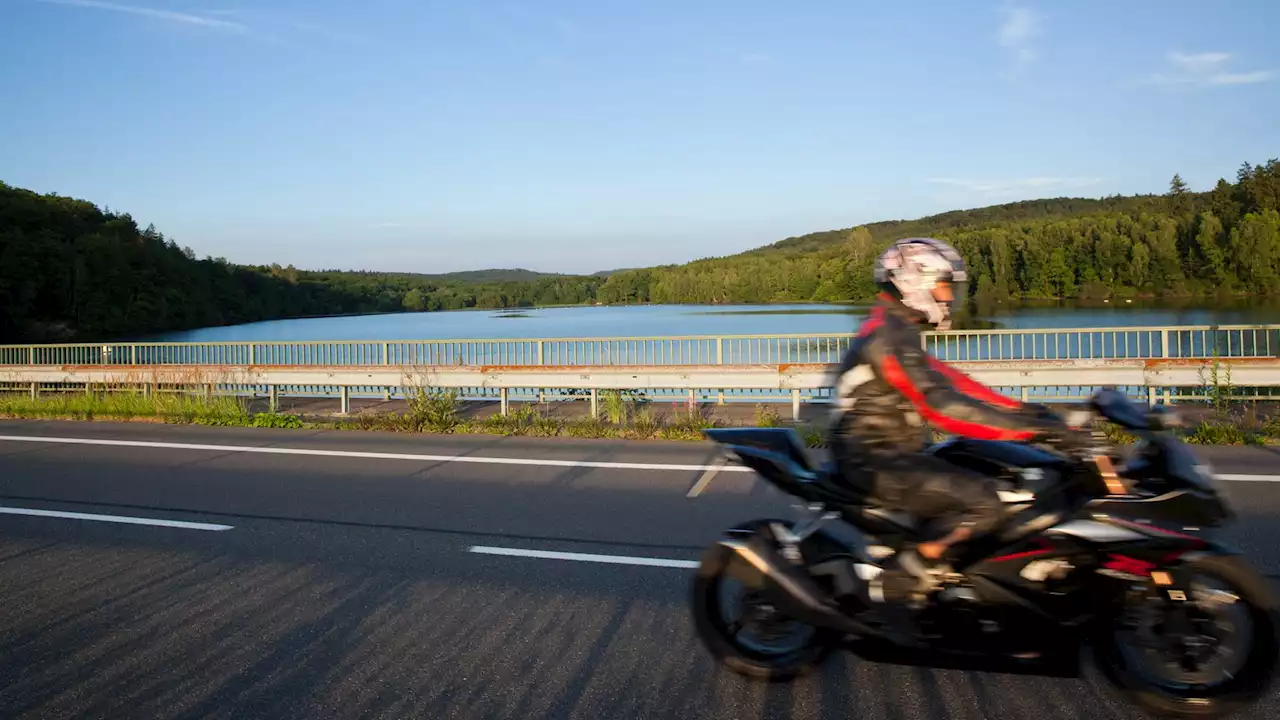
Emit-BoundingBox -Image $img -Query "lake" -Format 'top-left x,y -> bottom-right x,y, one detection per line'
153,299 -> 1280,343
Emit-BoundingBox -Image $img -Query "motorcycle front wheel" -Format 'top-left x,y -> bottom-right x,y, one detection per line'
1090,554 -> 1279,719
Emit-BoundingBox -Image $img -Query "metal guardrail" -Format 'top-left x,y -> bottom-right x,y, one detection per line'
3,358 -> 1278,419
1,325 -> 1278,368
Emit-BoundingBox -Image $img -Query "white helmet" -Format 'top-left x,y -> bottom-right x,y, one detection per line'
874,237 -> 968,330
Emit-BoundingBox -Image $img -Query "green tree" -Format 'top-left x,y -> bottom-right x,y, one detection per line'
402,288 -> 428,311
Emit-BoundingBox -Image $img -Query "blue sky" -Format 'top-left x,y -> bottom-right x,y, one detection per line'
2,0 -> 1277,274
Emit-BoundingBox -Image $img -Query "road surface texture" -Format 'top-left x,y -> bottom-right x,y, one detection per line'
0,420 -> 1277,720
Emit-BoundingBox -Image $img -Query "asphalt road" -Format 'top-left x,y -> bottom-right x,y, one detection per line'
0,420 -> 1277,720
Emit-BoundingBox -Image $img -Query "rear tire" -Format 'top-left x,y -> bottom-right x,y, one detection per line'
1090,554 -> 1279,719
690,520 -> 836,681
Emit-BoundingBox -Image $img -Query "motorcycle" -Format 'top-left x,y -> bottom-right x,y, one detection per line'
690,388 -> 1277,719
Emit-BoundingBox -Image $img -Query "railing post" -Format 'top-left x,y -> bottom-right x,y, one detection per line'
130,345 -> 136,366
340,386 -> 351,415
29,383 -> 37,401
28,346 -> 34,366
1147,386 -> 1158,408
268,385 -> 278,413
717,338 -> 724,365
590,388 -> 598,418
382,343 -> 390,365
500,388 -> 509,416
792,390 -> 801,422
1161,329 -> 1170,358
1020,387 -> 1029,403
249,344 -> 256,367
538,341 -> 545,365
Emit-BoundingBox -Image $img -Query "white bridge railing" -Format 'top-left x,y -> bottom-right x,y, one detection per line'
2,324 -> 1278,368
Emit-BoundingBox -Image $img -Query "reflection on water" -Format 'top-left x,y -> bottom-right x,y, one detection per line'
150,299 -> 1279,343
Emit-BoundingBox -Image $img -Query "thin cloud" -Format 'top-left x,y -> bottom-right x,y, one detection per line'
39,0 -> 360,47
997,5 -> 1041,70
1149,51 -> 1274,87
927,177 -> 1103,198
38,0 -> 248,32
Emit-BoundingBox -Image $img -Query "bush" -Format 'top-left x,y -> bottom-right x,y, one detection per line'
628,409 -> 662,439
1265,417 -> 1280,439
482,405 -> 559,437
405,386 -> 460,432
1183,420 -> 1261,446
754,404 -> 782,428
564,417 -> 614,439
249,413 -> 304,429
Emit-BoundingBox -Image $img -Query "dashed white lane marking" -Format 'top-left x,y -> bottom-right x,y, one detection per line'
0,506 -> 233,531
469,545 -> 699,569
0,434 -> 754,473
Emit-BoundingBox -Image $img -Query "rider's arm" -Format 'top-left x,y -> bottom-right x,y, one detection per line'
925,356 -> 1023,410
865,326 -> 1056,442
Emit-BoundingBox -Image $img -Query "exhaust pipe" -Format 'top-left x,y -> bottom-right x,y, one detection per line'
708,533 -> 875,637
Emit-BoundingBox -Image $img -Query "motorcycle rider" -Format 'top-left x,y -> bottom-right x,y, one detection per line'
828,237 -> 1083,605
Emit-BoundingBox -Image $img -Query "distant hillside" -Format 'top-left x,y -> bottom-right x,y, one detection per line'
748,195 -> 1175,257
592,161 -> 1280,305
396,268 -> 565,283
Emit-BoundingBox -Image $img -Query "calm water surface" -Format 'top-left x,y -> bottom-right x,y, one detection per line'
154,300 -> 1279,343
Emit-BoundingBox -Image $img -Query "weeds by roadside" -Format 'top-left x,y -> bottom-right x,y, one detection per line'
2,389 -> 1275,448
0,390 -> 249,424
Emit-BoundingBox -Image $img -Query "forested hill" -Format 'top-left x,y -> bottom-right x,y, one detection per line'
752,195 -> 1174,256
592,160 -> 1280,305
2,158 -> 1278,342
0,181 -> 604,342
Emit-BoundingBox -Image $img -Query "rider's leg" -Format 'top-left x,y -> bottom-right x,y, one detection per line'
865,454 -> 1002,602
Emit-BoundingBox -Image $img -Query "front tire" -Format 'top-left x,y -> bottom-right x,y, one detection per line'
1091,554 -> 1279,719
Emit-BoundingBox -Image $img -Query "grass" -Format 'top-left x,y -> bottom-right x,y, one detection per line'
2,388 -> 1276,448
0,390 -> 304,429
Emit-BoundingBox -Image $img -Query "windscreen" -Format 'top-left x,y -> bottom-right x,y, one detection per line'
1092,389 -> 1149,431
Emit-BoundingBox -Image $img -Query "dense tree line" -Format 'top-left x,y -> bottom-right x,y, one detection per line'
2,157 -> 1277,342
595,158 -> 1280,306
0,182 -> 603,342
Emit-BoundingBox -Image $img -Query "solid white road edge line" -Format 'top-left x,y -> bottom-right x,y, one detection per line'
0,434 -> 1275,481
0,434 -> 754,473
0,506 -> 233,531
469,545 -> 700,569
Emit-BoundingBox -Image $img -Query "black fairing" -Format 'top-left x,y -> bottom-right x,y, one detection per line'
1087,489 -> 1231,528
704,428 -> 815,472
928,437 -> 1069,478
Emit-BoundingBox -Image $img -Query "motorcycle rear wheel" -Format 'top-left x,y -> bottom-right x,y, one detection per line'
690,520 -> 838,681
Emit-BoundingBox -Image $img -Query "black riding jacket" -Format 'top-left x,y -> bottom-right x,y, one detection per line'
828,297 -> 1064,457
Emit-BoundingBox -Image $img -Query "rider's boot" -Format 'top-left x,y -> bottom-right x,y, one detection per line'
864,548 -> 942,647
